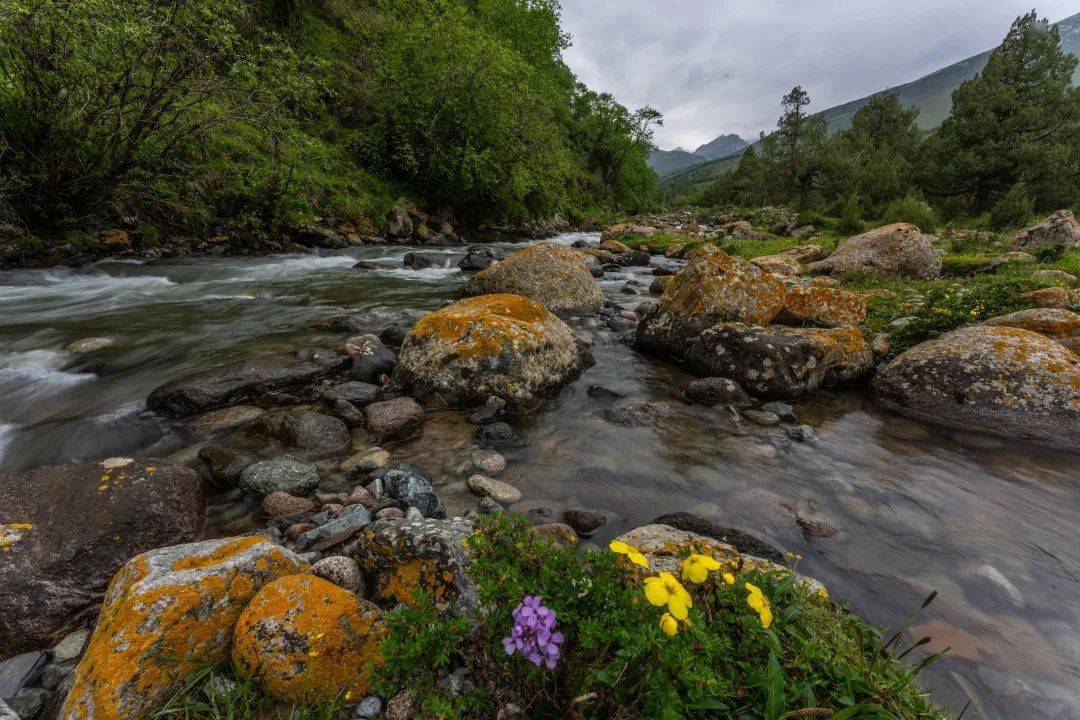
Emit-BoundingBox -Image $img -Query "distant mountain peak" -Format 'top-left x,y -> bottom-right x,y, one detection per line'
648,133 -> 749,176
693,134 -> 749,160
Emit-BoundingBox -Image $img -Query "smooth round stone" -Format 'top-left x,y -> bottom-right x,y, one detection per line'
66,337 -> 115,354
310,556 -> 364,593
466,474 -> 523,504
742,409 -> 781,427
186,405 -> 265,435
760,401 -> 797,422
562,509 -> 607,536
470,449 -> 506,475
785,425 -> 818,442
357,696 -> 382,718
341,447 -> 392,475
261,491 -> 316,518
239,456 -> 320,496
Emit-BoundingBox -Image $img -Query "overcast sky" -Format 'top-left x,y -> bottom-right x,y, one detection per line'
560,1 -> 1079,150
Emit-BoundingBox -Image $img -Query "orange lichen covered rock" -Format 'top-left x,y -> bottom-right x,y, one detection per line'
777,285 -> 868,327
982,308 -> 1080,355
872,326 -> 1080,449
750,254 -> 802,276
231,574 -> 385,704
1019,286 -> 1071,309
393,294 -> 591,409
464,242 -> 603,313
684,323 -> 873,399
807,223 -> 941,279
60,537 -> 307,720
637,245 -> 787,358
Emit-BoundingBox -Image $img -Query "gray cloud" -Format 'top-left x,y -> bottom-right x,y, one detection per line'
560,0 -> 1079,149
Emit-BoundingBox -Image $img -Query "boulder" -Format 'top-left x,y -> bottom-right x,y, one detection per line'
147,356 -> 334,417
1019,286 -> 1070,309
59,538 -> 306,720
464,243 -> 603,314
1012,210 -> 1080,250
684,323 -> 873,399
872,326 -> 1080,448
982,308 -> 1080,355
355,517 -> 476,612
232,574 -> 382,704
779,244 -> 827,263
363,397 -> 425,442
0,459 -> 204,658
776,285 -> 868,327
402,252 -> 450,270
345,335 -> 396,383
750,255 -> 802,276
985,251 -> 1036,272
458,248 -> 496,271
393,294 -> 592,409
1032,269 -> 1077,284
239,456 -> 319,497
636,245 -> 787,358
251,411 -> 350,453
807,223 -> 941,279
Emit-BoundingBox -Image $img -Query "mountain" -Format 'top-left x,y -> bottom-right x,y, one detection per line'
648,134 -> 748,176
659,10 -> 1080,194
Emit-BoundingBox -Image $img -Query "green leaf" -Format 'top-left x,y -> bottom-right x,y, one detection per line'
764,652 -> 786,720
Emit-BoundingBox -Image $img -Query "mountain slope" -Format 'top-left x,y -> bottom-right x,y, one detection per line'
660,11 -> 1080,194
693,134 -> 749,160
648,133 -> 748,176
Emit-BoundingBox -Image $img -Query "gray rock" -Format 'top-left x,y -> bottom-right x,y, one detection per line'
39,660 -> 76,691
1012,209 -> 1080,250
477,497 -> 503,515
5,689 -> 49,720
65,337 -> 114,354
0,699 -> 16,720
598,402 -> 672,428
50,629 -> 89,664
562,509 -> 607,536
295,506 -> 372,552
239,456 -> 319,496
198,446 -> 255,486
364,397 -> 424,442
761,401 -> 796,422
458,248 -> 496,271
252,411 -> 350,452
474,422 -> 521,450
319,381 -> 384,407
185,405 -> 265,436
464,243 -> 604,314
405,506 -> 425,522
0,653 -> 45,698
467,396 -> 506,424
651,512 -> 784,564
310,556 -> 364,593
785,425 -> 817,442
742,410 -> 780,426
795,512 -> 839,538
356,696 -> 383,718
372,462 -> 444,518
466,475 -> 522,504
683,377 -> 749,406
470,449 -> 506,475
346,335 -> 396,383
807,223 -> 941,279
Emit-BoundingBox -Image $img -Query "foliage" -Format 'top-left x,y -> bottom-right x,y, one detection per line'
837,194 -> 866,235
988,181 -> 1035,230
381,514 -> 949,719
880,193 -> 939,232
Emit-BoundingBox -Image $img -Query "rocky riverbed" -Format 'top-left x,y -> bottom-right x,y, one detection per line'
1,229 -> 1079,719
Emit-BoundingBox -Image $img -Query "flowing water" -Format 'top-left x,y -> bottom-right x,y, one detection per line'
1,233 -> 1078,719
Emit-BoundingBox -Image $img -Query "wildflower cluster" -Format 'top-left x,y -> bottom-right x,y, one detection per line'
502,595 -> 564,669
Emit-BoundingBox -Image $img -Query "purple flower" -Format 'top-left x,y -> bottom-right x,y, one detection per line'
502,595 -> 565,669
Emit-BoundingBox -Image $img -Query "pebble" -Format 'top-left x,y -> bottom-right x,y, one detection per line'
470,449 -> 506,475
785,425 -> 818,442
405,506 -> 424,521
466,475 -> 523,504
742,409 -> 781,426
311,556 -> 365,593
477,497 -> 503,514
356,696 -> 383,718
562,509 -> 607,536
295,505 -> 372,551
345,485 -> 377,508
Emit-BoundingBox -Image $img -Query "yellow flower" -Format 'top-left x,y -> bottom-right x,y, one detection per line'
609,540 -> 650,569
817,587 -> 829,601
745,583 -> 773,629
659,612 -> 679,637
681,553 -> 721,584
644,572 -> 693,620
722,572 -> 735,585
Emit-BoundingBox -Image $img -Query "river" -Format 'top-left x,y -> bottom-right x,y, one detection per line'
0,233 -> 1077,719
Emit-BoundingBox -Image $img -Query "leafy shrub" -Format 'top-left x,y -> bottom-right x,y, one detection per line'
989,182 -> 1034,230
381,514 -> 948,720
836,195 -> 866,235
880,193 -> 939,232
795,209 -> 829,228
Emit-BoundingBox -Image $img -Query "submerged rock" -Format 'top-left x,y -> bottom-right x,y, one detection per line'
0,459 -> 205,657
872,325 -> 1080,449
636,245 -> 786,358
232,574 -> 384,704
807,223 -> 941,279
252,411 -> 351,453
393,294 -> 592,409
60,537 -> 306,720
147,355 -> 335,417
363,397 -> 425,442
198,446 -> 255,486
685,323 -> 873,399
373,464 -> 444,519
682,377 -> 750,406
466,475 -> 522,504
464,243 -> 604,314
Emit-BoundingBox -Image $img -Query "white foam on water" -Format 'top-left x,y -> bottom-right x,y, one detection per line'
369,266 -> 462,283
0,349 -> 96,388
0,423 -> 13,465
224,253 -> 359,281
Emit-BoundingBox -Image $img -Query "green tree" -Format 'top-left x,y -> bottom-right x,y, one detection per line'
760,86 -> 829,206
836,92 -> 923,213
922,11 -> 1080,213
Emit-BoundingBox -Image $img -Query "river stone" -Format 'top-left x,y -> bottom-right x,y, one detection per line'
0,652 -> 45,698
65,338 -> 115,354
185,405 -> 265,436
376,465 -> 444,518
685,323 -> 874,399
252,411 -> 350,452
458,248 -> 496,271
393,294 -> 592,409
683,377 -> 749,406
470,449 -> 506,475
346,335 -> 396,383
466,475 -> 522,504
355,517 -> 476,613
198,446 -> 255,486
59,537 -> 306,720
319,381 -> 383,407
232,574 -> 384,704
982,308 -> 1080,355
239,456 -> 319,496
786,425 -> 818,442
636,245 -> 787,358
52,629 -> 90,665
310,556 -> 364,593
0,459 -> 204,658
750,254 -> 802,276
742,409 -> 780,426
598,402 -> 673,428
363,397 -> 425,442
761,401 -> 797,422
403,251 -> 449,270
464,243 -> 604,314
807,223 -> 941,279
341,447 -> 392,476
147,355 -> 333,417
872,325 -> 1080,449
295,505 -> 373,551
474,421 -> 521,450
651,513 -> 784,564
1012,210 -> 1080,250
530,523 -> 578,546
776,285 -> 867,327
562,509 -> 607,536
260,492 -> 316,518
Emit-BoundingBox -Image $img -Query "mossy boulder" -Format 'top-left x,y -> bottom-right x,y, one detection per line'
60,537 -> 306,720
982,308 -> 1080,355
231,574 -> 385,704
807,223 -> 941,279
777,285 -> 868,327
636,245 -> 787,358
464,243 -> 603,314
393,294 -> 592,409
684,323 -> 873,399
872,326 -> 1080,449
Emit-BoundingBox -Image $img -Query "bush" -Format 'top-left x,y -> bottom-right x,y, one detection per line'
989,182 -> 1034,230
836,195 -> 866,235
380,514 -> 948,719
880,193 -> 939,232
